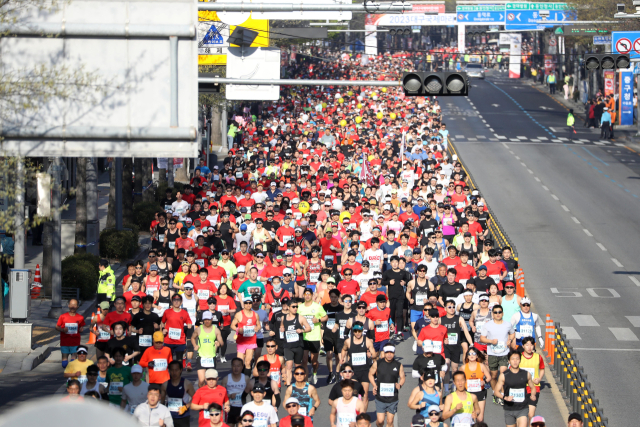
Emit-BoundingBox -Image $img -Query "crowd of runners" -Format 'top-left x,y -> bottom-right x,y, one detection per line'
55,51 -> 584,427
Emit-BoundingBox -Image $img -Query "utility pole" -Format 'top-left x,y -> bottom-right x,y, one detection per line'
114,158 -> 123,230
14,159 -> 25,269
86,158 -> 99,256
47,158 -> 63,319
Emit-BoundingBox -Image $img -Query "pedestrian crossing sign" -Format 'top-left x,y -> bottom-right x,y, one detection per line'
203,25 -> 224,45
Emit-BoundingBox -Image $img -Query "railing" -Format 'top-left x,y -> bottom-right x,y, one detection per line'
447,137 -> 608,427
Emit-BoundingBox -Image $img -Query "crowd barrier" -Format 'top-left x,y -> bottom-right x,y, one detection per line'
446,138 -> 609,427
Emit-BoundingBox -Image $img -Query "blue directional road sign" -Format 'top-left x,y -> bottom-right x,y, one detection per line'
456,5 -> 505,24
505,2 -> 574,31
612,32 -> 640,60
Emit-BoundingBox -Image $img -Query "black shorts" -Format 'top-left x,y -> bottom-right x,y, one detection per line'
184,327 -> 194,352
303,340 -> 321,354
227,406 -> 243,424
95,341 -> 108,352
444,345 -> 463,364
324,338 -> 339,353
193,355 -> 216,371
172,417 -> 190,427
353,369 -> 370,384
471,389 -> 487,402
296,280 -> 307,289
256,338 -> 264,348
527,393 -> 539,407
276,347 -> 285,357
284,346 -> 304,364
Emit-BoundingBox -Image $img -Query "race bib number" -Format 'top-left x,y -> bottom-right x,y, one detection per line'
309,273 -> 320,283
243,325 -> 255,337
270,371 -> 280,383
490,274 -> 500,284
154,359 -> 168,371
509,388 -> 525,403
195,259 -> 205,268
380,383 -> 395,397
491,341 -> 506,354
164,205 -> 172,211
467,379 -> 482,392
324,255 -> 333,262
109,382 -> 123,395
456,202 -> 465,209
169,242 -> 176,249
506,271 -> 514,281
201,357 -> 215,368
197,290 -> 210,300
65,323 -> 78,334
158,234 -> 165,242
129,404 -> 138,414
168,397 -> 183,412
423,340 -> 443,353
286,330 -> 299,342
339,327 -> 346,339
218,305 -> 229,315
304,315 -> 316,325
294,212 -> 303,220
78,375 -> 87,384
338,414 -> 356,427
520,325 -> 533,338
168,328 -> 182,340
99,329 -> 111,340
298,407 -> 307,417
415,294 -> 428,306
376,321 -> 388,332
475,321 -> 485,333
369,302 -> 378,310
327,319 -> 336,329
139,335 -> 152,347
448,332 -> 458,345
352,353 -> 367,366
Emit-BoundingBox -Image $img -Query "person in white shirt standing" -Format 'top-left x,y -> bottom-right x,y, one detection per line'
363,238 -> 384,275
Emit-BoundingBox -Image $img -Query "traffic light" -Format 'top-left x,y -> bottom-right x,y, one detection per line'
199,73 -> 221,94
389,28 -> 411,36
402,72 -> 469,96
583,54 -> 630,70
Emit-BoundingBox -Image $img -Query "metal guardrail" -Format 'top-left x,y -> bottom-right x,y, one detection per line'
447,137 -> 608,426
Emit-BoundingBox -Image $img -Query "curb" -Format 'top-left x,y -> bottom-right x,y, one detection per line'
21,345 -> 54,371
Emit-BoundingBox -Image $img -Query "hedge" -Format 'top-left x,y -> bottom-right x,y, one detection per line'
133,202 -> 163,231
100,227 -> 140,260
61,253 -> 101,300
155,182 -> 185,202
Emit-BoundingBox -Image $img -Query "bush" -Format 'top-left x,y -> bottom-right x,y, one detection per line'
155,182 -> 185,202
133,202 -> 163,231
62,254 -> 101,300
100,228 -> 140,260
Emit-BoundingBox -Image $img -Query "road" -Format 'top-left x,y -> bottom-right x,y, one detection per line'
443,69 -> 640,427
0,330 -> 564,426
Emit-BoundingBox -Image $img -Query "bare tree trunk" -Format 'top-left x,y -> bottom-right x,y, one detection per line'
107,163 -> 116,228
175,158 -> 189,183
134,158 -> 143,204
142,159 -> 154,202
74,158 -> 87,254
123,158 -> 134,225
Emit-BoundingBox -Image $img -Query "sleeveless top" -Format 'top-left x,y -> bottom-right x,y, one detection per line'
335,397 -> 359,427
411,279 -> 431,311
503,370 -> 529,411
348,335 -> 371,372
182,295 -> 198,324
166,378 -> 189,418
155,289 -> 171,316
441,315 -> 462,348
501,295 -> 521,324
459,302 -> 474,331
260,355 -> 282,387
514,312 -> 536,345
198,325 -> 218,361
418,389 -> 440,417
307,259 -> 323,283
283,315 -> 304,348
156,261 -> 171,278
464,362 -> 484,393
473,309 -> 492,344
291,382 -> 313,417
81,381 -> 102,399
236,311 -> 258,345
166,229 -> 180,250
145,275 -> 161,296
441,212 -> 455,235
226,373 -> 247,408
449,391 -> 474,424
353,316 -> 371,338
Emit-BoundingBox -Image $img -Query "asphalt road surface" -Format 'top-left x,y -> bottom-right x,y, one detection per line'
444,69 -> 640,427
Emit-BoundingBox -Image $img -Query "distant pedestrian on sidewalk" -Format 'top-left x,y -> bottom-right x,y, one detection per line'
567,109 -> 576,141
547,72 -> 557,94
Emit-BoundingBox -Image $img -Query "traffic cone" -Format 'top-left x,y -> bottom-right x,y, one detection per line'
87,317 -> 97,345
30,264 -> 42,299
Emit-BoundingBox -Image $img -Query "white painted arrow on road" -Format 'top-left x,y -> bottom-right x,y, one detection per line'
540,106 -> 553,110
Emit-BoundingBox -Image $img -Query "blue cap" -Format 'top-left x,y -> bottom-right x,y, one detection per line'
240,224 -> 248,231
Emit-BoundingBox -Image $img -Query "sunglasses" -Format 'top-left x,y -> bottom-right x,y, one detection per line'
290,305 -> 298,308
206,377 -> 218,380
342,370 -> 354,374
344,273 -> 352,276
294,372 -> 306,376
266,345 -> 276,348
357,306 -> 366,309
493,310 -> 503,314
242,420 -> 254,423
286,404 -> 299,408
468,352 -> 477,356
244,301 -> 252,304
429,412 -> 440,416
210,412 -> 222,417
522,303 -> 531,307
258,368 -> 269,372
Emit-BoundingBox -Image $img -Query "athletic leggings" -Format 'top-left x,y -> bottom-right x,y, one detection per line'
389,297 -> 405,333
220,325 -> 231,356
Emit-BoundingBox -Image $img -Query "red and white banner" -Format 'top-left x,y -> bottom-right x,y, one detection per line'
604,70 -> 615,97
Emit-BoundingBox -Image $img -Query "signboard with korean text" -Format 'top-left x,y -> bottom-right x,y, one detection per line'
619,71 -> 634,126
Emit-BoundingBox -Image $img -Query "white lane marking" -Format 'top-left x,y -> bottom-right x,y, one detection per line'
527,169 -> 534,174
625,316 -> 640,327
551,194 -> 559,200
561,205 -> 569,211
629,276 -> 640,287
534,177 -> 541,182
611,258 -> 624,268
562,327 -> 582,340
571,216 -> 580,224
489,128 -> 495,132
583,229 -> 592,236
501,142 -> 509,149
509,151 -> 515,154
609,328 -> 639,341
597,243 -> 607,251
517,136 -> 527,140
573,315 -> 600,326
538,137 -> 549,140
542,185 -> 549,191
520,162 -> 526,167
515,156 -> 521,160
482,119 -> 486,123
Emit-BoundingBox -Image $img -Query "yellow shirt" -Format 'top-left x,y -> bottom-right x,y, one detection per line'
64,359 -> 94,381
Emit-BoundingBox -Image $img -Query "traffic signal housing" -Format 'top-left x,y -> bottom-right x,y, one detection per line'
583,53 -> 630,70
389,28 -> 411,36
402,72 -> 469,96
198,73 -> 221,94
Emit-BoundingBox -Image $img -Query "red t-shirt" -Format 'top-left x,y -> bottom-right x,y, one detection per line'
366,307 -> 392,342
319,237 -> 341,264
337,280 -> 360,296
455,264 -> 477,283
234,251 -> 253,267
103,311 -> 133,340
123,290 -> 147,311
442,256 -> 461,269
161,309 -> 192,345
193,246 -> 213,267
483,260 -> 507,289
417,324 -> 448,358
206,265 -> 228,287
341,262 -> 363,276
192,386 -> 230,427
57,312 -> 86,346
359,291 -> 386,311
194,282 -> 218,310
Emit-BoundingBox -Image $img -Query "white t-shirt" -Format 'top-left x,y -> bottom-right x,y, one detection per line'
419,258 -> 440,278
240,401 -> 279,427
363,249 -> 384,273
171,200 -> 190,220
481,320 -> 515,357
354,271 -> 375,295
251,192 -> 268,205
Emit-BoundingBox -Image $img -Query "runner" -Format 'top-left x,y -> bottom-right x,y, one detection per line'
480,304 -> 516,405
120,364 -> 148,413
281,298 -> 312,387
283,367 -> 321,419
191,369 -> 231,427
161,361 -> 196,427
82,365 -> 107,400
132,384 -> 173,427
139,331 -> 173,385
510,297 -> 544,348
55,298 -> 86,369
366,294 -> 394,357
298,288 -> 328,384
192,311 -> 224,386
458,348 -> 492,422
494,350 -> 538,427
339,322 -> 376,411
330,380 -> 366,427
220,358 -> 248,427
231,296 -> 262,376
162,293 -> 193,363
519,336 -> 545,422
369,345 -> 405,427
63,345 -> 93,382
323,288 -> 344,384
131,296 -> 162,363
240,383 -> 279,427
442,371 -> 481,425
407,370 -> 441,417
253,338 -> 285,389
279,398 -> 314,427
